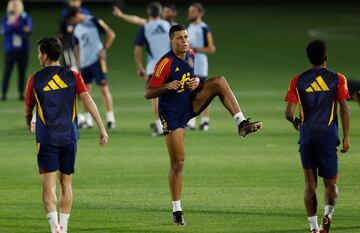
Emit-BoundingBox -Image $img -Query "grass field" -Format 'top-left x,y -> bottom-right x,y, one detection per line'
0,3 -> 360,233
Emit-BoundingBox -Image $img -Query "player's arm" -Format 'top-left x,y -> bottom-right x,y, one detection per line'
284,76 -> 300,130
144,80 -> 182,99
134,45 -> 147,80
339,100 -> 350,153
24,76 -> 36,131
98,19 -> 116,60
194,30 -> 216,54
113,6 -> 147,26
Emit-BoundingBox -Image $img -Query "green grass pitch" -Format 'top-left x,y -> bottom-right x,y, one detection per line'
0,4 -> 359,233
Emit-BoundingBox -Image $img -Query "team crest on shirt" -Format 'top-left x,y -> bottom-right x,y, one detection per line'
188,57 -> 194,68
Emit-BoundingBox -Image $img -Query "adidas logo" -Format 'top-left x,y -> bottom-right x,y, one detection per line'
43,74 -> 68,91
306,76 -> 329,92
175,67 -> 180,72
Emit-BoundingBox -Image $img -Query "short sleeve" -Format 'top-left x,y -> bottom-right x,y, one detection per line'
72,71 -> 88,94
336,73 -> 350,101
148,58 -> 172,88
25,75 -> 36,108
134,26 -> 146,46
285,75 -> 299,104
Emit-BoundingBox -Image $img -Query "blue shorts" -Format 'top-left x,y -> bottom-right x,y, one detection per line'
299,144 -> 338,180
81,60 -> 107,86
37,143 -> 77,175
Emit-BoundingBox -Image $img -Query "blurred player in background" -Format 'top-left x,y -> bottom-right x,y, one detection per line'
347,79 -> 360,105
114,2 -> 171,136
186,2 -> 216,131
67,7 -> 116,129
58,0 -> 90,71
145,25 -> 262,225
285,40 -> 350,233
1,0 -> 32,101
24,37 -> 108,233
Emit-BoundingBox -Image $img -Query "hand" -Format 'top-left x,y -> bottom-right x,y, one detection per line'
292,117 -> 301,131
30,121 -> 36,134
99,128 -> 108,146
166,80 -> 182,90
341,137 -> 349,153
186,77 -> 200,91
113,6 -> 123,18
98,48 -> 107,60
136,67 -> 147,80
66,25 -> 74,34
23,25 -> 31,33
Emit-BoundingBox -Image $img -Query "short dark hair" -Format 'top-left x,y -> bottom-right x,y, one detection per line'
306,39 -> 327,66
190,2 -> 205,14
169,24 -> 187,40
38,37 -> 62,61
147,2 -> 162,17
66,6 -> 80,20
164,3 -> 177,12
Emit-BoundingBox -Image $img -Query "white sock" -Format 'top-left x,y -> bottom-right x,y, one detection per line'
324,205 -> 334,218
308,216 -> 319,231
172,200 -> 182,212
233,112 -> 245,126
59,213 -> 70,232
106,111 -> 115,123
85,112 -> 93,126
201,117 -> 209,124
47,211 -> 59,233
187,117 -> 196,128
155,119 -> 163,134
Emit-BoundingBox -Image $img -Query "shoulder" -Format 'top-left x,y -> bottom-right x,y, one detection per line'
335,72 -> 347,80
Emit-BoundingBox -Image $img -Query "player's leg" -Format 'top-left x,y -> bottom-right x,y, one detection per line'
58,143 -> 76,233
191,76 -> 261,136
319,178 -> 338,233
1,52 -> 16,101
165,128 -> 186,225
99,83 -> 115,128
41,172 -> 60,233
304,168 -> 320,232
199,77 -> 210,131
82,83 -> 94,128
151,97 -> 164,136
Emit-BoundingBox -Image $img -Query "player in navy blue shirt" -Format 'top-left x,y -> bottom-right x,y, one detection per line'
24,37 -> 108,233
145,24 -> 262,225
285,40 -> 350,233
1,0 -> 32,101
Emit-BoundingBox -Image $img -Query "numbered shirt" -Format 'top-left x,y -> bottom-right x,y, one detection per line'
73,15 -> 104,68
285,68 -> 349,145
148,50 -> 195,115
134,18 -> 171,76
25,66 -> 88,146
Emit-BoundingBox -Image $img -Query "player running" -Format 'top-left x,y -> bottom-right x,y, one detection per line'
144,24 -> 262,225
24,37 -> 108,233
285,39 -> 350,233
186,2 -> 216,131
67,7 -> 116,129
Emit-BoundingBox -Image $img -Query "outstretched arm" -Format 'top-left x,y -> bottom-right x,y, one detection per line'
193,31 -> 216,54
144,80 -> 181,99
339,100 -> 350,153
113,6 -> 147,26
134,45 -> 147,80
79,92 -> 108,146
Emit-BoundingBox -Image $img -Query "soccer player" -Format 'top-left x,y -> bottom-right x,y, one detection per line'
145,25 -> 262,225
186,2 -> 216,131
284,40 -> 350,233
24,37 -> 108,233
67,7 -> 116,129
58,0 -> 90,71
114,2 -> 171,136
347,79 -> 360,106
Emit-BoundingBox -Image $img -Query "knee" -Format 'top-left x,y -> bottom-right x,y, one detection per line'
211,76 -> 227,90
171,159 -> 184,176
60,179 -> 72,193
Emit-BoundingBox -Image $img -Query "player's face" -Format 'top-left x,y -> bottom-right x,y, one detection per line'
187,6 -> 200,22
68,0 -> 82,7
171,30 -> 189,53
163,7 -> 176,22
37,47 -> 46,66
8,0 -> 22,14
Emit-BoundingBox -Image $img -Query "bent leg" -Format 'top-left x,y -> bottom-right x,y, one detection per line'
165,128 -> 185,201
192,76 -> 240,115
323,178 -> 338,214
